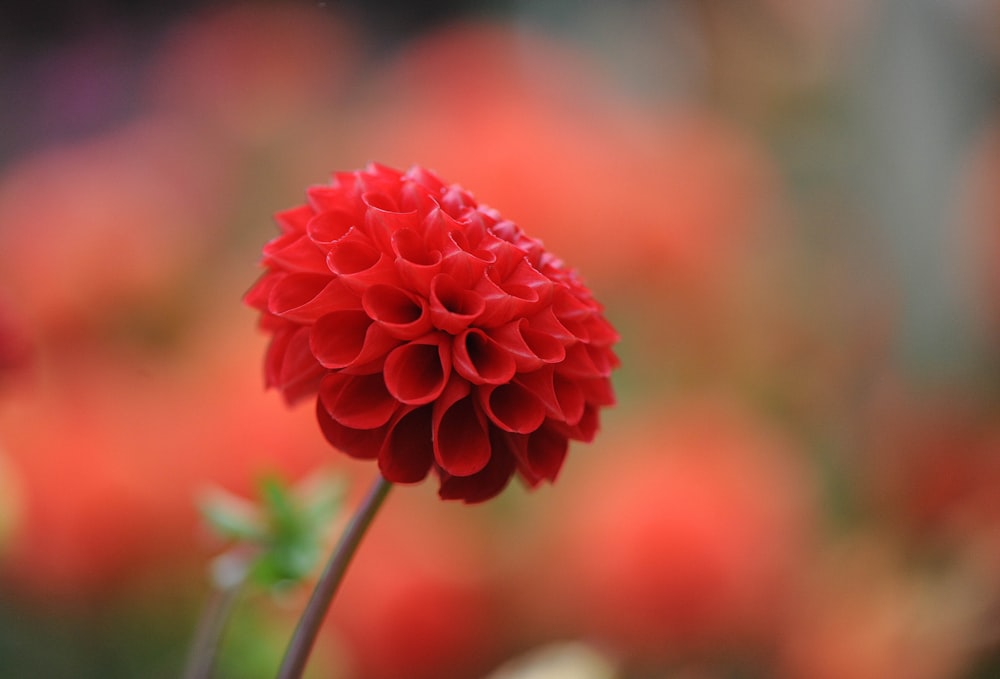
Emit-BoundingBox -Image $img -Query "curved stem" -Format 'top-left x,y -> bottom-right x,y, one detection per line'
276,474 -> 393,679
183,575 -> 244,679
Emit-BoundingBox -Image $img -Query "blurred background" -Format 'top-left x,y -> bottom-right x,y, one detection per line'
1,0 -> 999,677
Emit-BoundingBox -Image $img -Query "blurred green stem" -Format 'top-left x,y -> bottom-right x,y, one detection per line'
183,556 -> 248,679
276,474 -> 393,679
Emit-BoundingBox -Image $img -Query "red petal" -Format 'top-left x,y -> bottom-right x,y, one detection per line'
432,377 -> 491,476
363,191 -> 419,251
480,381 -> 547,434
306,209 -> 357,246
437,429 -> 516,503
523,426 -> 569,483
473,271 -> 545,327
268,273 -> 360,323
378,406 -> 434,483
558,342 -> 605,378
392,227 -> 442,297
440,229 -> 495,287
579,375 -> 616,407
429,273 -> 486,334
383,334 -> 451,404
244,272 -> 280,312
310,310 -> 400,370
362,284 -> 432,340
267,325 -> 325,404
514,367 -> 585,425
262,232 -> 329,273
318,372 -> 399,429
316,400 -> 384,459
452,328 -> 517,385
326,227 -> 380,275
526,306 -> 576,345
488,317 -> 566,371
274,204 -> 314,234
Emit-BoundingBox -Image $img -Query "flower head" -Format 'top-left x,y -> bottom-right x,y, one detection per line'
246,163 -> 618,502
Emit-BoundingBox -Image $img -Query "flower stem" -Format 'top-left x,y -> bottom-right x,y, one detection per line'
276,474 -> 393,679
183,574 -> 244,679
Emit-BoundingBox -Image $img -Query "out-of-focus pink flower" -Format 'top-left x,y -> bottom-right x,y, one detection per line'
341,23 -> 784,297
530,400 -> 816,659
0,117 -> 234,335
326,491 -> 503,679
146,3 -> 358,144
245,163 -> 619,503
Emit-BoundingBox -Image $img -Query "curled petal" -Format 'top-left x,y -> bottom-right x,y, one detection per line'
307,209 -> 357,247
496,253 -> 554,306
326,227 -> 380,275
437,428 -> 517,503
585,343 -> 619,377
440,229 -> 495,287
265,325 -> 326,403
363,191 -> 419,251
268,273 -> 360,323
383,334 -> 451,404
507,426 -> 569,486
453,328 -> 517,385
262,232 -> 329,273
488,318 -> 566,371
579,375 -> 616,407
526,306 -> 576,345
558,342 -> 607,378
585,313 -> 620,347
515,367 -> 586,426
392,228 -> 442,296
274,204 -> 314,234
429,273 -> 486,334
439,185 -> 477,218
316,400 -> 385,459
552,403 -> 600,443
404,165 -> 447,195
378,406 -> 434,483
308,184 -> 361,214
551,286 -> 598,341
432,377 -> 491,476
310,310 -> 400,371
363,284 -> 432,339
318,372 -> 398,429
480,381 -> 547,434
473,261 -> 550,327
244,272 -> 280,313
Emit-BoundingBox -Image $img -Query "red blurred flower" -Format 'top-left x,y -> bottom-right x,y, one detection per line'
0,117 -> 234,335
246,164 -> 618,502
145,3 -> 358,144
326,491 -> 503,679
0,309 -> 333,601
529,400 -> 817,659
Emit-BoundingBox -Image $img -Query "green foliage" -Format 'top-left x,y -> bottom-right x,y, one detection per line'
199,470 -> 346,592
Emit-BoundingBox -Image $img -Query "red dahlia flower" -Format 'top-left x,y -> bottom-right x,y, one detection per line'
246,164 -> 618,502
